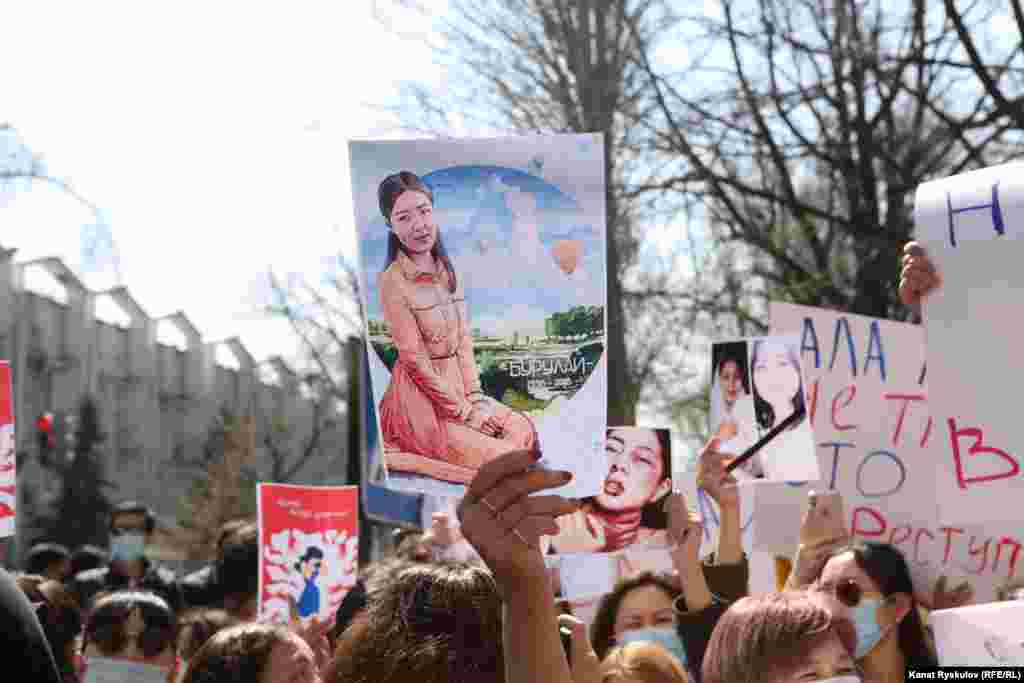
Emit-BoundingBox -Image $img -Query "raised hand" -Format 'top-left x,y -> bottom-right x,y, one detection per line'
899,241 -> 941,308
550,508 -> 607,554
696,438 -> 739,510
457,449 -> 578,596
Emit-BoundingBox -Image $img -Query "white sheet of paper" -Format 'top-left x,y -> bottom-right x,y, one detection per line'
557,553 -> 618,600
930,601 -> 1024,667
84,657 -> 170,683
748,480 -> 812,554
915,163 -> 1024,526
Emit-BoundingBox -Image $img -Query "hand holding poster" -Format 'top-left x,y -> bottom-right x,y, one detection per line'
349,134 -> 607,500
914,163 -> 1024,526
258,484 -> 359,625
0,362 -> 15,538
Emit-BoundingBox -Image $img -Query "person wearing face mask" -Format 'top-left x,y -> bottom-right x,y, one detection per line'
702,591 -> 861,683
810,543 -> 936,682
70,501 -> 182,613
80,590 -> 176,682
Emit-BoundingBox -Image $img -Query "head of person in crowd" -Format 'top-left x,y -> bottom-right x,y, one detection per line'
600,641 -> 690,683
331,557 -> 420,646
82,590 -> 176,674
590,572 -> 681,662
26,543 -> 72,583
170,609 -> 241,683
107,500 -> 156,569
182,623 -> 320,683
0,568 -> 64,683
217,519 -> 252,555
70,545 -> 107,578
997,578 -> 1024,602
814,541 -> 935,670
16,575 -> 82,683
702,591 -> 859,683
217,523 -> 259,621
393,530 -> 435,563
326,561 -> 503,683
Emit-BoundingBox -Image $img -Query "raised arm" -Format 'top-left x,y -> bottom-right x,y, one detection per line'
898,241 -> 941,318
458,449 -> 579,683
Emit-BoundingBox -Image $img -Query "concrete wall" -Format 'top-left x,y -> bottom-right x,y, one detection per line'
0,247 -> 349,542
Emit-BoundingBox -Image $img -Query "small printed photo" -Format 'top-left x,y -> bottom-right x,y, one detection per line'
709,341 -> 758,457
541,427 -> 675,555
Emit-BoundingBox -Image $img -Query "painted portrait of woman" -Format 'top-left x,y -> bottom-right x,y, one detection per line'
542,427 -> 673,554
375,171 -> 538,478
733,337 -> 819,482
709,341 -> 758,457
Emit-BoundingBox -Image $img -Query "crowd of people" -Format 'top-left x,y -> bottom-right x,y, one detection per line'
0,244 -> 1012,683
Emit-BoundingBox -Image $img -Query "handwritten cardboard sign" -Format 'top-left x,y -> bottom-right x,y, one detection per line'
771,303 -> 1023,604
930,601 -> 1024,666
257,484 -> 359,625
0,362 -> 14,538
349,134 -> 607,500
914,163 -> 1024,526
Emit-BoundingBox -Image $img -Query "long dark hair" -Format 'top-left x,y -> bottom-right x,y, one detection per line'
830,542 -> 936,668
590,572 -> 680,660
751,339 -> 807,431
378,171 -> 458,294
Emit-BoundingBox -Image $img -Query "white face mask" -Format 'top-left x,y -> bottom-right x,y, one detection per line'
83,656 -> 169,683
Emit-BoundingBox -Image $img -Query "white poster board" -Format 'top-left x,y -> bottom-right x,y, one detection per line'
771,304 -> 1024,604
930,601 -> 1024,667
914,163 -> 1024,526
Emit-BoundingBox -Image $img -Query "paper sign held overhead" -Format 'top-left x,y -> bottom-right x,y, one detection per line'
914,163 -> 1024,526
930,601 -> 1024,667
349,134 -> 608,500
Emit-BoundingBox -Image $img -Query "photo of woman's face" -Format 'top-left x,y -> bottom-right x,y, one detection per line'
597,428 -> 667,512
719,360 -> 742,406
753,345 -> 801,409
389,190 -> 437,255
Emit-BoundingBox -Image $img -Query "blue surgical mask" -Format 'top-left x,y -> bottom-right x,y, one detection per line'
617,626 -> 687,666
110,533 -> 146,563
849,598 -> 886,659
817,677 -> 861,683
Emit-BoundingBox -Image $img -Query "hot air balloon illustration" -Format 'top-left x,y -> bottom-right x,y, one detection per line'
552,239 -> 583,276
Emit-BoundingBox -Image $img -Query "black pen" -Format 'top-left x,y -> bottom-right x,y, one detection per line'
723,405 -> 807,474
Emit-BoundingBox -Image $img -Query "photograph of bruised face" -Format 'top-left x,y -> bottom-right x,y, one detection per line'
543,428 -> 673,554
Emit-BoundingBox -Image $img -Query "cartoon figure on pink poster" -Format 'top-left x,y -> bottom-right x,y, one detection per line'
0,362 -> 15,537
351,134 -> 608,501
541,427 -> 674,554
258,484 -> 359,625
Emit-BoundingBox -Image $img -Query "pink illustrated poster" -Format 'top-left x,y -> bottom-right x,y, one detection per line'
257,484 -> 359,625
0,362 -> 15,538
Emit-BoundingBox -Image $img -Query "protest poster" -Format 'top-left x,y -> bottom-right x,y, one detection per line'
0,362 -> 14,538
710,335 -> 819,482
257,484 -> 359,625
914,162 -> 1024,526
930,601 -> 1024,667
771,303 -> 1024,604
541,427 -> 675,555
83,657 -> 169,683
349,134 -> 607,500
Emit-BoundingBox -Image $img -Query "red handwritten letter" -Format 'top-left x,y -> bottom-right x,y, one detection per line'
948,418 -> 1020,489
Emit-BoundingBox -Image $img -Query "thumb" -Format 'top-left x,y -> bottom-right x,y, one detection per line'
934,575 -> 948,597
559,614 -> 596,658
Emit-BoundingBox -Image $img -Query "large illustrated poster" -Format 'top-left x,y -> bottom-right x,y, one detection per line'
258,484 -> 359,625
349,134 -> 608,499
0,362 -> 14,538
771,303 -> 1024,604
914,163 -> 1024,526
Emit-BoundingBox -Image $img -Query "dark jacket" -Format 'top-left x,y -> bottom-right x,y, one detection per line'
71,560 -> 182,612
675,555 -> 749,683
0,568 -> 63,683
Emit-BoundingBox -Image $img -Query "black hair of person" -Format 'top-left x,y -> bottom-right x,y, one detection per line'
589,572 -> 680,660
84,590 -> 175,659
26,543 -> 71,576
712,341 -> 751,395
829,542 -> 936,668
109,501 -> 156,534
378,171 -> 458,294
70,545 -> 108,576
